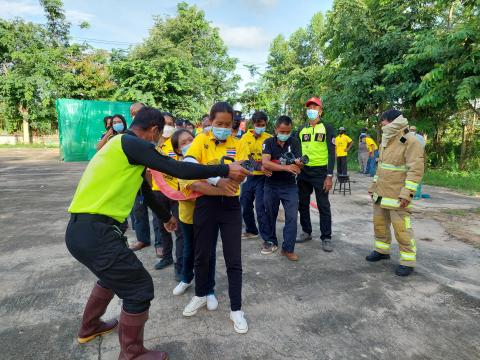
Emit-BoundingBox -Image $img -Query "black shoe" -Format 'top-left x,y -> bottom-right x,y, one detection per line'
296,232 -> 312,243
154,257 -> 173,270
365,251 -> 390,262
322,239 -> 333,252
395,265 -> 414,277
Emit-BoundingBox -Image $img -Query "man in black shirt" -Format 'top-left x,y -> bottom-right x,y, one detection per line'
262,116 -> 303,261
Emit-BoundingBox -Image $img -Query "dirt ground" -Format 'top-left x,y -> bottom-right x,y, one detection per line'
0,148 -> 479,360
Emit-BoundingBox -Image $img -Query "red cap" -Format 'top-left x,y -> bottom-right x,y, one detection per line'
305,97 -> 323,107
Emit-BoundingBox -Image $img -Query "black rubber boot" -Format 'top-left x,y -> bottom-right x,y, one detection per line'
395,265 -> 414,277
365,251 -> 390,262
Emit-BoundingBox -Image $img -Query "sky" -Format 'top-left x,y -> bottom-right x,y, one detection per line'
1,0 -> 333,90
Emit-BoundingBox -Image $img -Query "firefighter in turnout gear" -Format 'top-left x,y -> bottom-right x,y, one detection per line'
366,109 -> 425,277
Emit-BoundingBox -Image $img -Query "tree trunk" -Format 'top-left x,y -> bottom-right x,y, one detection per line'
19,105 -> 30,144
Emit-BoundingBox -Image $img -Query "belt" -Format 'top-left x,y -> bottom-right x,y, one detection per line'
71,213 -> 120,226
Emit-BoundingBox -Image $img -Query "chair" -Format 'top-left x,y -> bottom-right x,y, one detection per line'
333,174 -> 351,196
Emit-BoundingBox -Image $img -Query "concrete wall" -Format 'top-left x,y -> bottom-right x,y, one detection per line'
0,134 -> 59,145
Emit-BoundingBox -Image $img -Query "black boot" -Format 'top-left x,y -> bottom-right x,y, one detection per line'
365,251 -> 390,262
395,265 -> 414,277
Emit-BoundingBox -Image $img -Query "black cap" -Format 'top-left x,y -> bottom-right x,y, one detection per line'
233,111 -> 242,122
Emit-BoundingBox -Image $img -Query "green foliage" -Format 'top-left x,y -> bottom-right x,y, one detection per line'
241,0 -> 479,170
111,2 -> 239,121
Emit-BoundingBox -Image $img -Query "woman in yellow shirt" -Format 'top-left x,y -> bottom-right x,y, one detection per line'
181,102 -> 249,334
170,129 -> 227,313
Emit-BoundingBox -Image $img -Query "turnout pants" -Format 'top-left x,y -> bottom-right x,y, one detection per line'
373,203 -> 417,266
193,196 -> 242,311
66,214 -> 154,313
240,175 -> 270,241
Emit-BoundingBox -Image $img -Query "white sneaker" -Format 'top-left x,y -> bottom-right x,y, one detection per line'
183,296 -> 207,317
206,294 -> 218,311
173,281 -> 191,296
230,310 -> 248,334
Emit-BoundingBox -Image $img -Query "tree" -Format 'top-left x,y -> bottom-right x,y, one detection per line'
112,2 -> 239,121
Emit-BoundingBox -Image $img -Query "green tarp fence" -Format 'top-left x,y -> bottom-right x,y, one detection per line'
56,99 -> 133,162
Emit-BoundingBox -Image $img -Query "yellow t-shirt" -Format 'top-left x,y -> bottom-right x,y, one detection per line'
365,137 -> 378,152
186,130 -> 248,196
335,134 -> 353,157
152,138 -> 179,191
239,130 -> 272,175
178,179 -> 197,224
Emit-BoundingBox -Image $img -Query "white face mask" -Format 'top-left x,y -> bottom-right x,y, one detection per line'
162,125 -> 175,138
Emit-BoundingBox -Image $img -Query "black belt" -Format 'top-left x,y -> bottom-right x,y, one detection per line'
71,213 -> 120,226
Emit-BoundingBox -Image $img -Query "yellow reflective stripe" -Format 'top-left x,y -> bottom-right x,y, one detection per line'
411,238 -> 417,252
380,197 -> 412,209
405,180 -> 419,191
400,252 -> 416,261
404,216 -> 412,229
375,240 -> 391,250
373,175 -> 378,183
379,163 -> 408,172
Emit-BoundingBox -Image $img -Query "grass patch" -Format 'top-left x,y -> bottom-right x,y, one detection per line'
423,169 -> 480,195
0,143 -> 58,149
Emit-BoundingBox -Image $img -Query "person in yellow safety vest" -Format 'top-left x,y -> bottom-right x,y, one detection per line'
366,109 -> 425,277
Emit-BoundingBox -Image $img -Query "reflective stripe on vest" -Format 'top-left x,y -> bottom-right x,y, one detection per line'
405,180 -> 419,192
298,123 -> 328,166
379,163 -> 408,172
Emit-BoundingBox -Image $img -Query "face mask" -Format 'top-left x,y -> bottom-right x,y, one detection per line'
203,126 -> 212,133
277,133 -> 291,142
112,123 -> 124,133
162,125 -> 175,138
212,127 -> 232,141
254,127 -> 266,135
181,143 -> 192,156
306,109 -> 319,120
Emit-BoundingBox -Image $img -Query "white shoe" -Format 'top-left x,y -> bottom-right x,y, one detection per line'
230,310 -> 248,334
206,294 -> 218,311
183,296 -> 207,317
173,281 -> 191,296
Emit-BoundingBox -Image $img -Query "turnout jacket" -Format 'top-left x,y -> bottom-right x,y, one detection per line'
368,128 -> 424,209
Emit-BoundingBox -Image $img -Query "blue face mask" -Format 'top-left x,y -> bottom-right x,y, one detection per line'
277,133 -> 291,142
113,123 -> 124,133
212,127 -> 232,141
254,127 -> 266,135
306,109 -> 319,120
181,143 -> 192,156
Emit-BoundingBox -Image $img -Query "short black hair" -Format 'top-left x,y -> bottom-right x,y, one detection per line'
201,114 -> 209,121
184,120 -> 194,128
130,107 -> 165,131
103,115 -> 112,128
161,112 -> 175,121
252,111 -> 268,124
175,119 -> 185,127
171,129 -> 194,152
276,115 -> 292,127
210,101 -> 234,121
112,114 -> 127,132
380,109 -> 402,123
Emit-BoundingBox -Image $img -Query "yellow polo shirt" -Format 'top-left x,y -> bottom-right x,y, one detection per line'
178,179 -> 197,224
152,138 -> 179,191
239,130 -> 272,175
185,130 -> 248,196
335,134 -> 353,157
